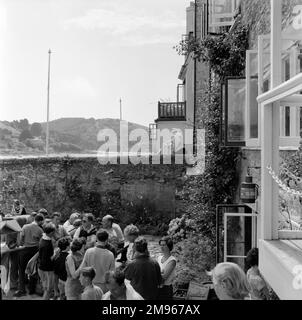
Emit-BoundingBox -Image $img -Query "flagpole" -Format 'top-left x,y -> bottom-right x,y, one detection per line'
46,49 -> 51,156
119,97 -> 122,121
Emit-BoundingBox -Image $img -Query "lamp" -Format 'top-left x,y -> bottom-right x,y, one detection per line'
240,176 -> 258,203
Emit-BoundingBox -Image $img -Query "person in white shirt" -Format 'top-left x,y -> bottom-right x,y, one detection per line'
102,215 -> 124,243
73,213 -> 96,248
102,269 -> 143,300
63,212 -> 80,234
157,236 -> 177,300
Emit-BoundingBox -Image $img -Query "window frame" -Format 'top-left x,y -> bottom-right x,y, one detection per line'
208,0 -> 240,28
222,76 -> 246,147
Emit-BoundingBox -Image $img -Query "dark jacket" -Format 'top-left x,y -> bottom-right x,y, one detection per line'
124,254 -> 162,300
38,238 -> 54,271
53,251 -> 69,281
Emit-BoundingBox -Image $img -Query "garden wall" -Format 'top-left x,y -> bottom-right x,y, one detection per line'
0,156 -> 187,232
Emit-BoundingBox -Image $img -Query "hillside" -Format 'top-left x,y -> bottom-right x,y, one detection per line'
0,118 -> 149,156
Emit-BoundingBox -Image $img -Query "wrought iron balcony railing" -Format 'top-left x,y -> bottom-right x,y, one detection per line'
157,102 -> 186,121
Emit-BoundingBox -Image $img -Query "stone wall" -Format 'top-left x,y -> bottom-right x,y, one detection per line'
0,157 -> 187,224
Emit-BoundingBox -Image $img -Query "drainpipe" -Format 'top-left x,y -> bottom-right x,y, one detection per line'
193,0 -> 197,155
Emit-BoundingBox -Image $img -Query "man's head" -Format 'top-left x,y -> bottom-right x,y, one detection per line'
246,247 -> 259,269
27,211 -> 37,223
73,219 -> 82,228
133,237 -> 148,255
79,267 -> 96,287
58,237 -> 70,251
34,213 -> 45,227
124,224 -> 139,243
102,215 -> 113,229
69,212 -> 80,224
82,213 -> 94,228
52,212 -> 62,226
38,208 -> 48,218
105,269 -> 126,298
13,199 -> 20,208
43,222 -> 56,238
96,229 -> 109,244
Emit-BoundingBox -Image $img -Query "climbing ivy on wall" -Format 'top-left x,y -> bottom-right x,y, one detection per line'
170,23 -> 249,285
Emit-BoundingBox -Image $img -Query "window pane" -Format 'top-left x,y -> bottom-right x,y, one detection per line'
284,57 -> 290,81
221,84 -> 226,143
226,216 -> 252,258
285,106 -> 290,137
227,78 -> 246,142
209,0 -> 237,27
249,78 -> 258,139
300,107 -> 302,138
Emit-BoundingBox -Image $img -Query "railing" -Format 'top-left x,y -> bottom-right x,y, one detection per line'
157,102 -> 186,121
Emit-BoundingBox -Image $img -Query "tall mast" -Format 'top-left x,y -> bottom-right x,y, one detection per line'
46,49 -> 51,156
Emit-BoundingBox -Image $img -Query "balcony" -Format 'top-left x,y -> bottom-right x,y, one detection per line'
156,102 -> 186,122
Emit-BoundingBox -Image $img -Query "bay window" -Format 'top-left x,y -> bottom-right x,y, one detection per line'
221,35 -> 302,147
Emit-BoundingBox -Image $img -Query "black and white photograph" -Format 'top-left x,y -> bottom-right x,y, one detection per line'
1,0 -> 302,308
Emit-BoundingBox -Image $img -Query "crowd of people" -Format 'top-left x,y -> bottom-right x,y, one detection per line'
1,200 -> 271,301
1,206 -> 177,300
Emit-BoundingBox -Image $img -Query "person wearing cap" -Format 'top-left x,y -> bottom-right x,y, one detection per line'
11,199 -> 27,216
63,212 -> 80,234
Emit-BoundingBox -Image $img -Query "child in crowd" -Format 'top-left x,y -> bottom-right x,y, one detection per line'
246,248 -> 270,300
80,267 -> 103,300
53,237 -> 71,300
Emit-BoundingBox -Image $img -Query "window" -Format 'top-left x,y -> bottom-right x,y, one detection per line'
201,2 -> 208,39
221,77 -> 246,146
245,35 -> 302,147
149,124 -> 157,140
216,205 -> 257,270
177,84 -> 185,103
246,50 -> 259,145
208,0 -> 240,28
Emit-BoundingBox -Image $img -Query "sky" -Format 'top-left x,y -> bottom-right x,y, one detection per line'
0,0 -> 192,127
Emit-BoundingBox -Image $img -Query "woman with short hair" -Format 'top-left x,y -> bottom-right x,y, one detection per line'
65,238 -> 84,300
209,262 -> 250,300
157,236 -> 177,300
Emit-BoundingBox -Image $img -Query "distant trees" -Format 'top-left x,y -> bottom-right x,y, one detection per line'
11,119 -> 30,131
19,129 -> 33,141
30,122 -> 42,137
